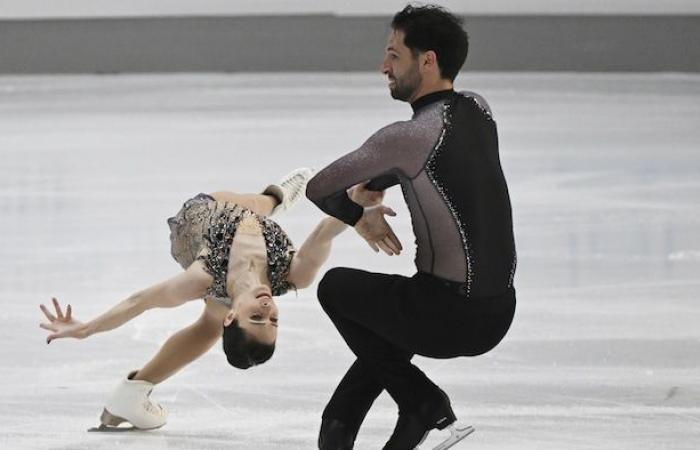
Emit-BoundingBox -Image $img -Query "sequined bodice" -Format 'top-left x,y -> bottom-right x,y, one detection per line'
198,203 -> 295,299
168,195 -> 295,304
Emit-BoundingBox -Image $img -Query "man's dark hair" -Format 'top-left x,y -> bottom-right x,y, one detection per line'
391,4 -> 469,81
222,319 -> 275,369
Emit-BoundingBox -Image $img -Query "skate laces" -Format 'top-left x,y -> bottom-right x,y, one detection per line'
142,399 -> 163,416
281,172 -> 309,201
143,389 -> 163,416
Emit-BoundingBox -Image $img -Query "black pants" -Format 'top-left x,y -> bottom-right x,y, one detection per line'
318,267 -> 516,432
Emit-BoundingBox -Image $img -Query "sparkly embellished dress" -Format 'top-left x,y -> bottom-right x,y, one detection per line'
167,193 -> 295,307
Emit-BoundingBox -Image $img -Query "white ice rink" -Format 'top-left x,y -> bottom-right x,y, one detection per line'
1,72 -> 699,449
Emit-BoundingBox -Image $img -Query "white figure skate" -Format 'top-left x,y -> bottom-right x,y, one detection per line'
430,423 -> 475,449
262,167 -> 315,216
88,371 -> 168,432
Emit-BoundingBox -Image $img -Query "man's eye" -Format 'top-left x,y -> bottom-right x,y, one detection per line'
251,315 -> 263,320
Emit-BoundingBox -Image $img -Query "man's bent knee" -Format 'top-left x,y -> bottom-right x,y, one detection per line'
317,267 -> 352,311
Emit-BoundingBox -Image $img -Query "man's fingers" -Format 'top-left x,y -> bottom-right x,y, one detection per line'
387,227 -> 403,252
52,297 -> 64,320
381,236 -> 400,255
366,240 -> 380,253
66,304 -> 72,321
376,240 -> 395,256
380,236 -> 398,255
40,304 -> 57,322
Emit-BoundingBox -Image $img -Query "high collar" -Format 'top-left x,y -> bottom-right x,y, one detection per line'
410,89 -> 456,113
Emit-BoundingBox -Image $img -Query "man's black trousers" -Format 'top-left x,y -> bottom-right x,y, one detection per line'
317,267 -> 516,432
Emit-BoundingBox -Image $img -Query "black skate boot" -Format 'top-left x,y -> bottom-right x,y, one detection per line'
383,390 -> 473,449
318,418 -> 357,450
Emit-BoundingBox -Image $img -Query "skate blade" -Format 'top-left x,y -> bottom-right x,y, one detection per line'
431,424 -> 475,450
88,424 -> 138,432
87,408 -> 165,432
87,423 -> 165,433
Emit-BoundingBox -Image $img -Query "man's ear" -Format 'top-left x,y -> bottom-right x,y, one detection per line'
421,50 -> 438,72
223,309 -> 237,327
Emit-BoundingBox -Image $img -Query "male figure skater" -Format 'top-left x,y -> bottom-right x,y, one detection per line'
306,5 -> 517,449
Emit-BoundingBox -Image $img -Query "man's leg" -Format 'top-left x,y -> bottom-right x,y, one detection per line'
319,358 -> 385,448
322,359 -> 384,429
317,267 -> 450,445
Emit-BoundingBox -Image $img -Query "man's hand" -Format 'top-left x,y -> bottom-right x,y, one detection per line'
354,205 -> 403,255
348,182 -> 385,207
39,297 -> 86,343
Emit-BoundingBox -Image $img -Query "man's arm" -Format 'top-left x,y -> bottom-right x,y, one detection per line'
306,121 -> 408,226
288,182 -> 401,287
39,262 -> 213,343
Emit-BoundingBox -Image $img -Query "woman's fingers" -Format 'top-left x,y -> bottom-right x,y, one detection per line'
52,297 -> 64,320
40,304 -> 57,322
40,322 -> 57,332
381,206 -> 397,217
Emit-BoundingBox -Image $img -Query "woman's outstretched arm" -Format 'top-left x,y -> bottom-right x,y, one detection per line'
39,262 -> 213,343
286,216 -> 348,289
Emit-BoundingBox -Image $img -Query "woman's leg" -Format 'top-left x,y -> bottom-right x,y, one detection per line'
132,303 -> 224,384
209,191 -> 278,217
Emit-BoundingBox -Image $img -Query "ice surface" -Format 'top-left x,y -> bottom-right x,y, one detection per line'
1,72 -> 699,449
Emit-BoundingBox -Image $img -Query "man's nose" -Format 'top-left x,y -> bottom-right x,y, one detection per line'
380,58 -> 390,74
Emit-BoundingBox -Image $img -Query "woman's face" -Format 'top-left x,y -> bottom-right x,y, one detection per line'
227,287 -> 279,345
224,215 -> 279,345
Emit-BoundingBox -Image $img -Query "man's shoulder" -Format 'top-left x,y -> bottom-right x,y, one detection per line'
457,90 -> 493,117
370,119 -> 414,141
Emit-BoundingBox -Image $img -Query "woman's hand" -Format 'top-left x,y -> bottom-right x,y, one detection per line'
39,297 -> 86,343
348,182 -> 385,207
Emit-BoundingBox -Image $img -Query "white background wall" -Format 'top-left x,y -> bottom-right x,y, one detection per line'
1,0 -> 699,19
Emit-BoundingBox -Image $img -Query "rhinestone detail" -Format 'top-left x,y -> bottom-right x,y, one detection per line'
508,250 -> 517,288
469,96 -> 494,120
425,98 -> 474,297
197,203 -> 295,305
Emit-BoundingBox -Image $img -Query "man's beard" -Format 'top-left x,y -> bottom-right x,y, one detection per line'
389,65 -> 422,102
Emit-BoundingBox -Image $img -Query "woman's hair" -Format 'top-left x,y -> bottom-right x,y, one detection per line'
222,319 -> 275,369
391,4 -> 469,81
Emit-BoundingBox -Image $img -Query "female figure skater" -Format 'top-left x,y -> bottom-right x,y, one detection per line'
38,169 -> 376,431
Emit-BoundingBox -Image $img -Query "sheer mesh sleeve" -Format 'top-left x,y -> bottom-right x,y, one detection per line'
306,118 -> 438,225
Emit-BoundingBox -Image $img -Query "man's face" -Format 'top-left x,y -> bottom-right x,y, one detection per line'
381,29 -> 422,102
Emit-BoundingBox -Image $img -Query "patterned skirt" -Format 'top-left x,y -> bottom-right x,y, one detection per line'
167,193 -> 217,270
